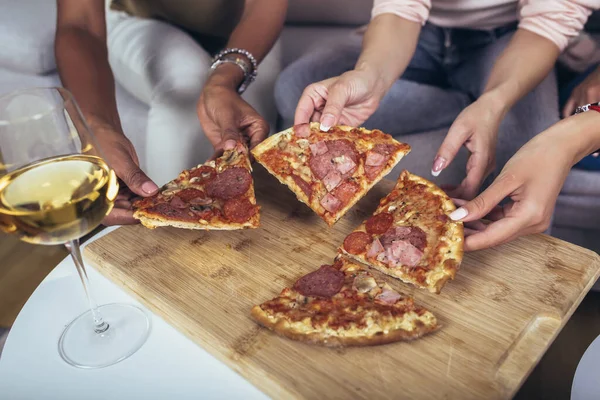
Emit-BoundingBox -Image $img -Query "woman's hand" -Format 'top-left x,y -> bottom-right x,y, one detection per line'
448,126 -> 576,251
563,65 -> 600,118
294,68 -> 387,130
433,94 -> 506,200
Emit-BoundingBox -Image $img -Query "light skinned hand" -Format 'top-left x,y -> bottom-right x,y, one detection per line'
92,122 -> 159,226
432,95 -> 504,200
448,131 -> 573,251
563,65 -> 600,118
197,83 -> 269,152
294,69 -> 385,130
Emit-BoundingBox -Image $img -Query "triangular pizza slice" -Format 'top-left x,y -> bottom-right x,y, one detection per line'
339,171 -> 463,293
251,256 -> 439,346
133,143 -> 260,230
251,123 -> 410,226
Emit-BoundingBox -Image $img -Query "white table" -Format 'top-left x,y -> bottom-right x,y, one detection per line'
0,228 -> 268,400
0,228 -> 597,400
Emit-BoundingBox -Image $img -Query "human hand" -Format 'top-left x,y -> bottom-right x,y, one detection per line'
197,83 -> 269,152
294,68 -> 386,130
448,130 -> 574,251
91,121 -> 158,226
433,95 -> 505,200
563,66 -> 600,118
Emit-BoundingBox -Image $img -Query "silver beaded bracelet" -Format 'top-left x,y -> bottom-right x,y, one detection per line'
210,48 -> 258,94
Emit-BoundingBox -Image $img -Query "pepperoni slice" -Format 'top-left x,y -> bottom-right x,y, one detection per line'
146,203 -> 196,221
365,212 -> 394,235
206,167 -> 252,199
293,265 -> 344,298
292,174 -> 313,198
223,197 -> 258,223
175,188 -> 206,202
189,166 -> 216,183
343,231 -> 373,255
332,180 -> 359,205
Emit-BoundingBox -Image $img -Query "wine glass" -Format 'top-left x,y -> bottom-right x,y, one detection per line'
0,87 -> 150,368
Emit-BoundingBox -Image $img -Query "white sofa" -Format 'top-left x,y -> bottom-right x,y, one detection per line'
1,0 -> 599,256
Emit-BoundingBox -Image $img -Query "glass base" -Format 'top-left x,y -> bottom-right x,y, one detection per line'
58,303 -> 151,369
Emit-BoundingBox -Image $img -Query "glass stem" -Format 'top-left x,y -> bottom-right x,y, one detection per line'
66,239 -> 109,334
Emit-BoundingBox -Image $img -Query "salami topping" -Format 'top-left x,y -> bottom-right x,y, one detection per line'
175,188 -> 206,202
332,180 -> 359,205
205,167 -> 252,199
147,203 -> 196,221
293,265 -> 344,298
294,123 -> 310,138
291,174 -> 313,198
380,226 -> 427,252
373,143 -> 396,155
309,139 -> 358,180
189,166 -> 216,183
320,193 -> 342,213
326,139 -> 358,163
365,212 -> 394,235
343,231 -> 373,255
170,196 -> 187,209
309,141 -> 328,156
223,197 -> 257,223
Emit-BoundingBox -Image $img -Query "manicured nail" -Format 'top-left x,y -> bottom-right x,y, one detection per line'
223,140 -> 236,150
320,115 -> 335,132
449,207 -> 468,221
142,181 -> 158,194
431,156 -> 446,177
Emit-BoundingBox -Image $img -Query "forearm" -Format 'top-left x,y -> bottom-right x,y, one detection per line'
355,14 -> 421,96
545,111 -> 600,166
481,29 -> 560,115
55,27 -> 121,132
208,0 -> 287,90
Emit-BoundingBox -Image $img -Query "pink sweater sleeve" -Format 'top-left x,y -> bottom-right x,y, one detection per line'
371,0 -> 431,25
519,0 -> 600,51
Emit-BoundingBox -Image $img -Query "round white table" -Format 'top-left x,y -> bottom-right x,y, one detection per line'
0,228 -> 268,400
0,228 -> 598,399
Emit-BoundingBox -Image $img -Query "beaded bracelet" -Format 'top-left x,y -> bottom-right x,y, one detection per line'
210,48 -> 258,94
574,102 -> 600,158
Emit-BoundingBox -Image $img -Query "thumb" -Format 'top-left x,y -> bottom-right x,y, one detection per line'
448,175 -> 517,223
220,127 -> 242,151
319,81 -> 351,131
111,150 -> 158,197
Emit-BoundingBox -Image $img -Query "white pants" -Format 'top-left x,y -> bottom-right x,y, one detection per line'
106,9 -> 281,185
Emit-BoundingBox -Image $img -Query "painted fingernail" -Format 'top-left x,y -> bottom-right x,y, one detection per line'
142,181 -> 159,194
431,156 -> 447,177
449,207 -> 468,221
320,115 -> 335,132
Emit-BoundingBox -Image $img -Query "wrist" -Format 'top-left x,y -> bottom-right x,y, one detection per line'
206,63 -> 245,91
557,112 -> 600,165
354,61 -> 389,100
478,90 -> 510,118
85,114 -> 123,138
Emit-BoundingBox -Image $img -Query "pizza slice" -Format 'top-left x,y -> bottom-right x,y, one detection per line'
132,143 -> 260,230
251,123 -> 410,226
251,256 -> 438,346
339,171 -> 463,294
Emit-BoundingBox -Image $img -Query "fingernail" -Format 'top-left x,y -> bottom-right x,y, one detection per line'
320,115 -> 335,132
431,156 -> 446,177
223,140 -> 236,150
142,181 -> 158,194
449,207 -> 468,221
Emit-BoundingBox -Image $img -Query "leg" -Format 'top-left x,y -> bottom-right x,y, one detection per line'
106,10 -> 213,185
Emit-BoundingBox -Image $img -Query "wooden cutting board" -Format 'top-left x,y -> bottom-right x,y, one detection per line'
85,166 -> 600,400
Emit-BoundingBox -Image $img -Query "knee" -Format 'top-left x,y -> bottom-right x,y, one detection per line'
151,63 -> 209,107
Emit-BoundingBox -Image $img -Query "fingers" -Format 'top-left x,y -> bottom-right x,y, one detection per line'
463,216 -> 526,251
456,153 -> 493,200
295,83 -> 328,125
247,118 -> 270,149
111,149 -> 158,198
449,173 -> 519,223
102,208 -> 138,226
221,128 -> 242,151
319,80 -> 351,131
432,121 -> 469,176
562,96 -> 577,119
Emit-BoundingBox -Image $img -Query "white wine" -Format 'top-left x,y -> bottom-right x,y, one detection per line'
0,154 -> 118,244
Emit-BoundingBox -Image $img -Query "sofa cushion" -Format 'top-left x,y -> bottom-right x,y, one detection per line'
286,0 -> 372,26
0,0 -> 57,74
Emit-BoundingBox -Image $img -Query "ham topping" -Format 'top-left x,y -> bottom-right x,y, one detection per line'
385,240 -> 424,267
294,123 -> 310,138
366,238 -> 384,259
309,141 -> 329,156
333,155 -> 356,175
323,170 -> 342,192
376,287 -> 402,305
320,193 -> 342,213
365,151 -> 387,167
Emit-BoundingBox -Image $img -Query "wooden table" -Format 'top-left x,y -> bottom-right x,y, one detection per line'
85,167 -> 600,399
